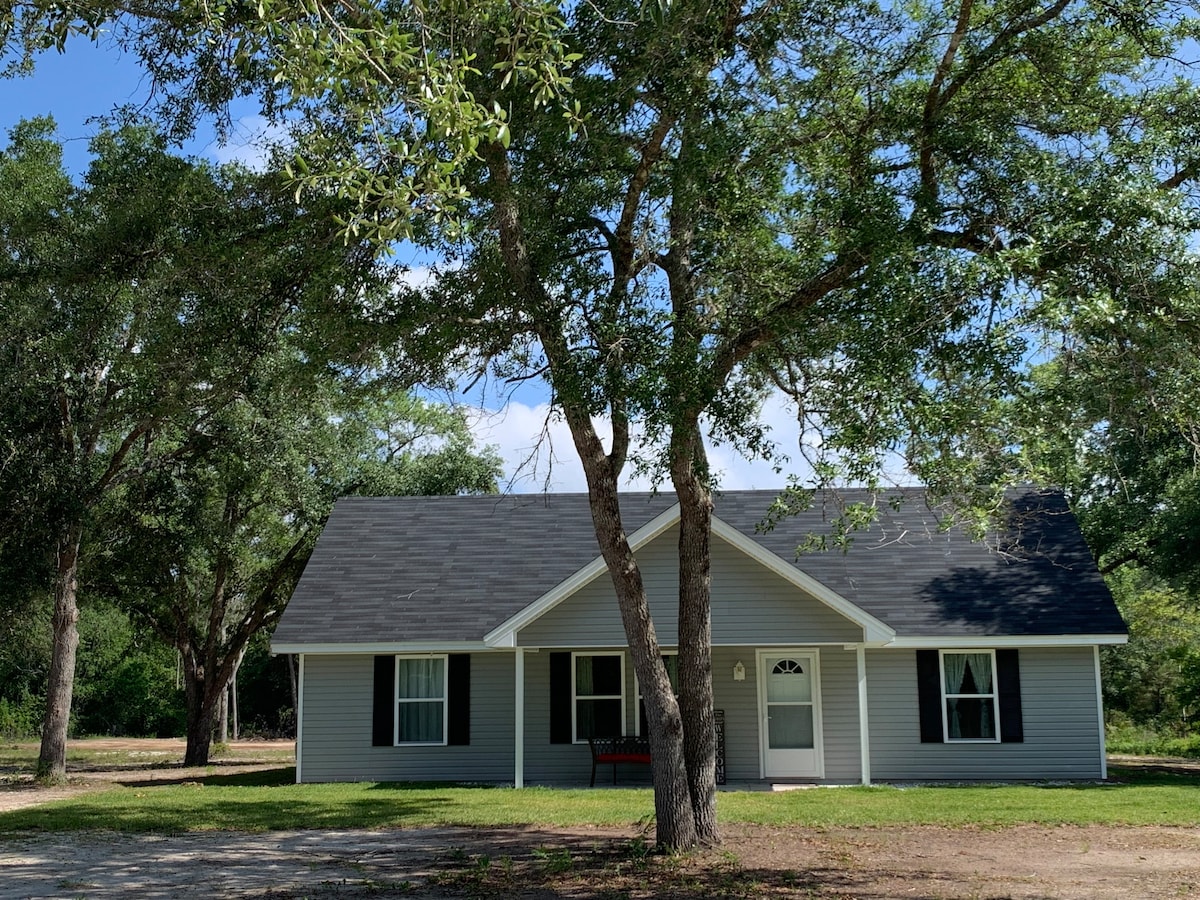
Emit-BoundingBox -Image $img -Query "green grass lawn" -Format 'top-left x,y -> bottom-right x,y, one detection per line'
2,765 -> 1197,834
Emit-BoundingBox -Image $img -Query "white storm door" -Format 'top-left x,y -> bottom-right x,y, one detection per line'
758,650 -> 823,778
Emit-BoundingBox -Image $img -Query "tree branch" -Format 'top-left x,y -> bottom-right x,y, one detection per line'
714,249 -> 868,384
939,0 -> 1071,112
613,114 -> 676,288
921,0 -> 974,198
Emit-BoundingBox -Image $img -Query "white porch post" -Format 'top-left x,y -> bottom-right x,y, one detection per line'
1094,645 -> 1107,780
514,648 -> 525,788
855,645 -> 871,786
295,653 -> 305,785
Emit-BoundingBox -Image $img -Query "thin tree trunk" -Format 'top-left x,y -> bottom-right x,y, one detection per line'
231,660 -> 239,741
37,524 -> 83,782
672,430 -> 720,845
662,104 -> 720,842
481,132 -> 696,849
287,654 -> 298,737
218,689 -> 229,744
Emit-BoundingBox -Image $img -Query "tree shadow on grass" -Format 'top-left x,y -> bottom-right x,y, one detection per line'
1105,763 -> 1200,784
367,780 -> 507,791
106,766 -> 297,789
0,772 -> 466,834
422,836 -> 1066,900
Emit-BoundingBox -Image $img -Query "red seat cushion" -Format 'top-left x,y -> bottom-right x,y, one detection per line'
596,753 -> 651,764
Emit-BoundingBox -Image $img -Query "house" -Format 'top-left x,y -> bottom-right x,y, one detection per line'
271,488 -> 1126,786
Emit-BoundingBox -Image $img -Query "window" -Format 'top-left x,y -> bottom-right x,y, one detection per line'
940,650 -> 998,742
573,652 -> 625,742
395,655 -> 447,745
636,653 -> 679,736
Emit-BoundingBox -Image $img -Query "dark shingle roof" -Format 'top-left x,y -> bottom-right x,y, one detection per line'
272,488 -> 1124,646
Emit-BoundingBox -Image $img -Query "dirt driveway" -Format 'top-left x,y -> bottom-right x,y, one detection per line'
2,745 -> 1199,898
3,822 -> 1198,898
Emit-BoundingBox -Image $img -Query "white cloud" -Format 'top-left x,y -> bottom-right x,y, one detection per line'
204,115 -> 291,172
398,265 -> 437,290
467,390 -> 822,495
468,400 -> 654,493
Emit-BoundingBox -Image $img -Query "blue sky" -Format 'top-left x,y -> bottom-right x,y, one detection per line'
3,40 -> 184,171
2,39 -> 820,493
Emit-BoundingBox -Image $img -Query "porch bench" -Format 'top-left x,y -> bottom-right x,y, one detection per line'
588,736 -> 652,786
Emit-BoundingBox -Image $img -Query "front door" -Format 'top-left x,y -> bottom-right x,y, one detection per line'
758,650 -> 823,778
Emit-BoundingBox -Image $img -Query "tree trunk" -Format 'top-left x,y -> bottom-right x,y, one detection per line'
287,654 -> 298,737
37,524 -> 83,782
671,427 -> 720,845
481,135 -> 695,849
218,688 -> 229,744
231,661 -> 239,741
181,653 -> 222,766
560,399 -> 697,850
585,477 -> 698,851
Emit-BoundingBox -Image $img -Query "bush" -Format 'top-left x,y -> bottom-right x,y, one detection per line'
1106,721 -> 1200,758
0,691 -> 43,739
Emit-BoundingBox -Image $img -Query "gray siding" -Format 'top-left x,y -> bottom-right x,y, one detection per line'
521,646 -> 864,785
815,648 -> 863,782
300,652 -> 516,783
711,647 -> 762,781
866,646 -> 1103,780
521,649 -> 610,784
517,527 -> 862,647
298,644 -> 1101,785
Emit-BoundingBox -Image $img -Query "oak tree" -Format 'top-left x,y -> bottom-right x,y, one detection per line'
8,2 -> 1200,848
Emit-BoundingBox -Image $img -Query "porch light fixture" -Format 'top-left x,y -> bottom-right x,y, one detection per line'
732,660 -> 746,682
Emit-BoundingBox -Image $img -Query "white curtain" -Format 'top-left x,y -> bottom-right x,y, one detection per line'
396,658 -> 444,743
576,655 -> 594,695
397,701 -> 443,742
943,653 -> 968,694
944,653 -> 995,740
397,657 -> 444,699
966,654 -> 993,693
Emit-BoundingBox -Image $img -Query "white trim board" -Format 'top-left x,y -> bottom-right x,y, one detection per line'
1094,645 -> 1108,780
272,641 -> 491,655
295,653 -> 305,784
276,635 -> 1127,655
885,634 -> 1127,648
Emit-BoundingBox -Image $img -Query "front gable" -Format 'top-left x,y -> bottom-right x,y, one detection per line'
493,511 -> 885,648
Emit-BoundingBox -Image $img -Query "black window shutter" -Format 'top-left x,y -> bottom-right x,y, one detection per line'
372,655 -> 395,747
549,651 -> 572,744
916,650 -> 943,743
997,649 -> 1024,743
447,654 -> 471,745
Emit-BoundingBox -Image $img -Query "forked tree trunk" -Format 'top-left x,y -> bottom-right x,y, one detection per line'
584,476 -> 698,851
672,439 -> 719,845
482,130 -> 697,849
37,524 -> 83,781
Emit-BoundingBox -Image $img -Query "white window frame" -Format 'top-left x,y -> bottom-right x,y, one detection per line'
939,649 -> 1000,744
634,651 -> 679,737
394,654 -> 448,746
571,651 -> 626,744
